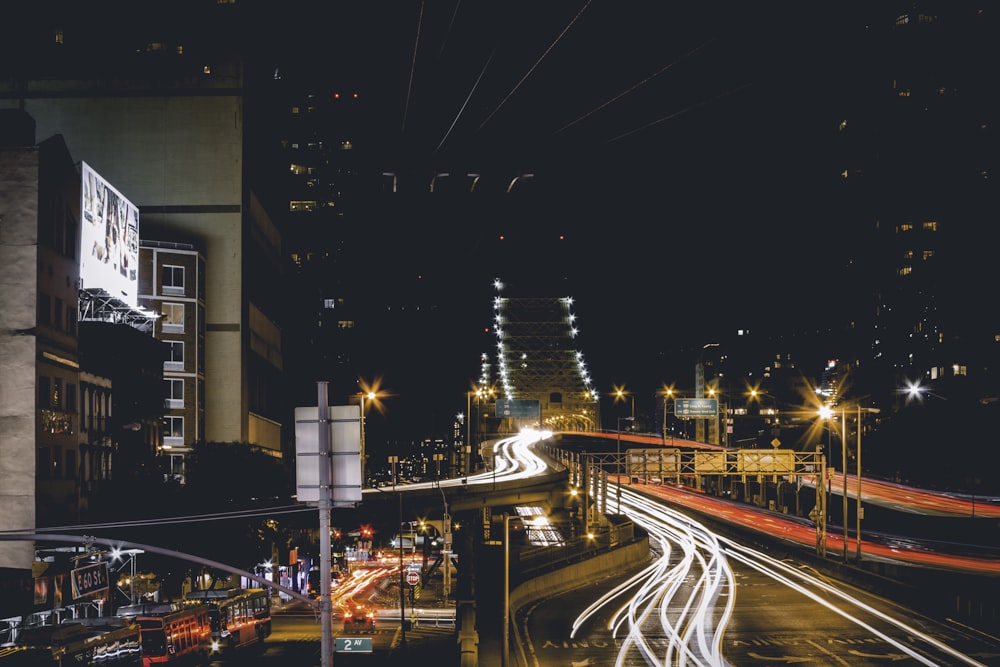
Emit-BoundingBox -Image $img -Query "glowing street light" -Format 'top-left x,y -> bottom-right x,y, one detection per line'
357,378 -> 389,490
614,386 -> 635,424
660,387 -> 675,444
616,416 -> 634,514
819,402 -> 880,561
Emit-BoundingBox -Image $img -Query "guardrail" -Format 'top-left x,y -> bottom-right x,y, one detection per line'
373,607 -> 456,628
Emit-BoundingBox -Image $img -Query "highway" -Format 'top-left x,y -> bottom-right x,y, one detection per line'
515,483 -> 996,666
481,431 -> 1000,665
152,430 -> 1000,665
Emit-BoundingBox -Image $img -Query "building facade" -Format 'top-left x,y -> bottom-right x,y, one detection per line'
0,19 -> 287,456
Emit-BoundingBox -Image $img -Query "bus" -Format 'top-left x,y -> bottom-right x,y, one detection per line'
0,618 -> 142,666
182,587 -> 271,654
116,602 -> 211,666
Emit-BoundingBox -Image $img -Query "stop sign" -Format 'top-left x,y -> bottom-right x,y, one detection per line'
405,571 -> 420,586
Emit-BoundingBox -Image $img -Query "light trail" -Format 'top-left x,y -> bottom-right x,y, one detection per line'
559,480 -> 990,666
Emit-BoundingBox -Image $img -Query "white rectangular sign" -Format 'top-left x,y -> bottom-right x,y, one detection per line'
294,405 -> 362,505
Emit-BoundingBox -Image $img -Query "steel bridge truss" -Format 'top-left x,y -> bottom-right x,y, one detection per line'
494,296 -> 597,430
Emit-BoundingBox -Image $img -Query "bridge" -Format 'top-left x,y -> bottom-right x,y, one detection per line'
487,284 -> 600,432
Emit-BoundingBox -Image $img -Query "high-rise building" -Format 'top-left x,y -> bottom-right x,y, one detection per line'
834,3 -> 999,401
138,240 -> 207,481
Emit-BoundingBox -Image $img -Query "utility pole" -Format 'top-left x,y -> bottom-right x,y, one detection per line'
316,382 -> 333,667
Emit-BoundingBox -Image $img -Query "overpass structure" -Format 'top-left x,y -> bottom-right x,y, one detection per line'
490,289 -> 599,432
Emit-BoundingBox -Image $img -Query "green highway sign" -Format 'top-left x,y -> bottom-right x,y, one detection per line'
674,398 -> 718,418
496,399 -> 539,418
336,637 -> 373,653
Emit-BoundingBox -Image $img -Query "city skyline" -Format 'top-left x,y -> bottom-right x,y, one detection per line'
3,1 -> 997,462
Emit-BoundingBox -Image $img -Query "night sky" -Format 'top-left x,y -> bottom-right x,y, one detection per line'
5,2 -> 881,440
246,1 -> 870,438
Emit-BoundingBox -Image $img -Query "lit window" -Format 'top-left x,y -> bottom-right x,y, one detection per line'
290,163 -> 307,175
164,416 -> 184,446
290,200 -> 318,212
903,250 -> 913,259
203,65 -> 211,75
291,106 -> 300,114
922,250 -> 934,261
338,320 -> 356,330
953,364 -> 967,377
54,30 -> 64,45
922,221 -> 938,231
898,266 -> 912,276
161,303 -> 184,333
898,223 -> 913,232
176,45 -> 184,55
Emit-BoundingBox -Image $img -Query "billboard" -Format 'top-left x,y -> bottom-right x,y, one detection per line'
80,161 -> 139,308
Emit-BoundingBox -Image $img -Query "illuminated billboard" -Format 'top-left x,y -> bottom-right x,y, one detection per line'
80,161 -> 139,308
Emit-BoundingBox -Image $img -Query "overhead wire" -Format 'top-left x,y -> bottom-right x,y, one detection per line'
435,47 -> 497,154
401,0 -> 426,134
606,82 -> 753,144
9,505 -> 314,536
555,38 -> 716,135
476,0 -> 594,134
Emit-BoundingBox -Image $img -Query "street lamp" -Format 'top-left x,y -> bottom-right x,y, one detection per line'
819,403 -> 880,561
616,416 -> 634,514
614,387 -> 635,426
708,386 -> 730,448
467,385 -> 496,476
660,387 -> 675,445
358,390 -> 376,487
376,472 -> 406,650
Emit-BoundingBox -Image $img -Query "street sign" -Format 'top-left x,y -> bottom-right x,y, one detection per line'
71,561 -> 108,599
405,570 -> 421,586
496,399 -> 539,418
674,398 -> 718,418
335,637 -> 373,653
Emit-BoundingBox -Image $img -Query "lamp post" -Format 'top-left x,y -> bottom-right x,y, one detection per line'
616,416 -> 634,514
358,390 -> 376,488
614,387 -> 635,426
854,404 -> 879,560
820,403 -> 879,561
661,388 -> 674,445
502,512 -> 510,667
466,390 -> 474,477
398,489 -> 407,650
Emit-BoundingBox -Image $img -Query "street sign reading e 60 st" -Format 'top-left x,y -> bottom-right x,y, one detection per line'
674,398 -> 718,418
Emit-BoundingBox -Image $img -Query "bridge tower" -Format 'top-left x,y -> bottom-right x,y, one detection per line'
492,291 -> 599,431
